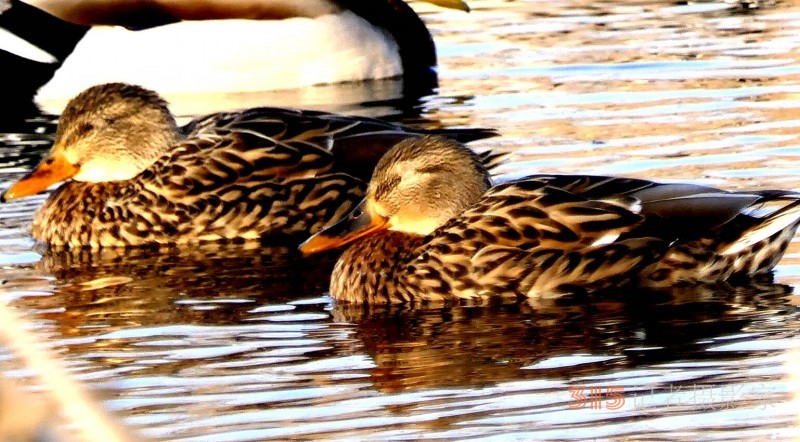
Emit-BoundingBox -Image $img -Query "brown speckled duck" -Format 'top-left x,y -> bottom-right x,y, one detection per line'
0,83 -> 500,248
300,135 -> 800,304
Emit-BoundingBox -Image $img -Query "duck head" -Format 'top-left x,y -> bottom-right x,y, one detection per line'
2,83 -> 180,201
300,135 -> 491,254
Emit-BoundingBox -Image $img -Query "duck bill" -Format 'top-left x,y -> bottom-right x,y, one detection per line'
1,151 -> 78,201
299,199 -> 389,255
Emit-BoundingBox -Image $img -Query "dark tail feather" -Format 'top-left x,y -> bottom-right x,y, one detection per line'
721,199 -> 800,256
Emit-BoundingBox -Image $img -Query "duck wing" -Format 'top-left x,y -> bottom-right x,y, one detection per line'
397,178 -> 656,301
183,107 -> 498,181
445,178 -> 647,251
121,109 -> 374,242
645,191 -> 800,284
529,175 -> 800,283
528,174 -> 773,240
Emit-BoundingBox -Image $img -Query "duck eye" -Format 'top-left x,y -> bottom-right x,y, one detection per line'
76,122 -> 95,135
417,165 -> 445,175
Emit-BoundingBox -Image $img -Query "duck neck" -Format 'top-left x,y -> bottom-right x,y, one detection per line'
339,0 -> 438,96
330,231 -> 425,304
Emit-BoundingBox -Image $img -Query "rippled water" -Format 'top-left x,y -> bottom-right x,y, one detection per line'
3,0 -> 800,439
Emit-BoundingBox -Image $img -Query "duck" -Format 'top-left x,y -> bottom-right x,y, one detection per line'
0,82 -> 502,248
299,135 -> 800,305
14,0 -> 469,109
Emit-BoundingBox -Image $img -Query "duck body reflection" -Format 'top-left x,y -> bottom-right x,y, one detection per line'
10,245 -> 794,396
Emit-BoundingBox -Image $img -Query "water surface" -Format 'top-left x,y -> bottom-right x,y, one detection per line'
3,0 -> 800,439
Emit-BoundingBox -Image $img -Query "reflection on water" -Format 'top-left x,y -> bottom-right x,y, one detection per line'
2,245 -> 798,439
339,281 -> 792,388
28,245 -> 334,331
3,0 -> 800,439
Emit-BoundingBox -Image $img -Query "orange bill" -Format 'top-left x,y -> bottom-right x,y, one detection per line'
299,198 -> 389,255
1,151 -> 79,201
